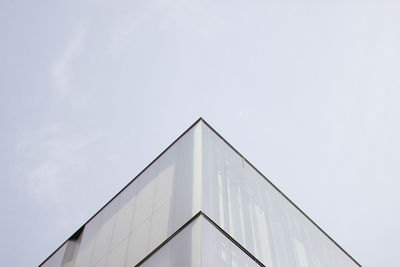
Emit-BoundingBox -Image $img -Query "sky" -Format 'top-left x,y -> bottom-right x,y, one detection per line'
1,0 -> 399,266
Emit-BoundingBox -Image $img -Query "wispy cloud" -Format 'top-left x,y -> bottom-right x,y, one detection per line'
26,162 -> 61,201
108,17 -> 141,56
17,123 -> 98,202
51,24 -> 86,97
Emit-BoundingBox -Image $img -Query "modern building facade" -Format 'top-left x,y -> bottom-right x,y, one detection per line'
40,118 -> 361,267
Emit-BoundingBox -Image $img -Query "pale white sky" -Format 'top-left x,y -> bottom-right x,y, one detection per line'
1,0 -> 399,266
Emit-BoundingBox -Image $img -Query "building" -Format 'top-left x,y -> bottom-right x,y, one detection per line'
40,118 -> 360,267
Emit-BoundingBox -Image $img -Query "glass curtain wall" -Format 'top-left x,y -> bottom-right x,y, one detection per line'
41,120 -> 359,267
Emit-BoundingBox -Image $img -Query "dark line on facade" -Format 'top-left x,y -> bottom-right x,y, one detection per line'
200,212 -> 265,267
134,212 -> 202,266
135,212 -> 265,267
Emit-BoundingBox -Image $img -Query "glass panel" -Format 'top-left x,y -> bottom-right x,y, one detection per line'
140,217 -> 202,267
40,242 -> 67,267
41,238 -> 81,267
201,217 -> 259,267
201,123 -> 358,267
140,215 -> 258,267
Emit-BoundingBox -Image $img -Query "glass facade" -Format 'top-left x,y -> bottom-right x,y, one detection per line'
140,214 -> 259,267
41,119 -> 360,267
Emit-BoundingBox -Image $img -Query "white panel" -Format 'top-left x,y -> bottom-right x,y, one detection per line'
110,193 -> 136,248
148,200 -> 172,250
41,243 -> 67,267
125,217 -> 151,266
105,238 -> 128,267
